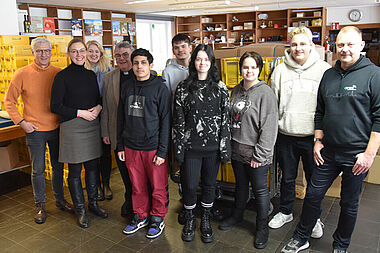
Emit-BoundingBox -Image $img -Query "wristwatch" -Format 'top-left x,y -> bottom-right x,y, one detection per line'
314,138 -> 322,143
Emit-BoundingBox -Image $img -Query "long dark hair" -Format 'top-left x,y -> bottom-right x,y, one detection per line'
184,44 -> 220,90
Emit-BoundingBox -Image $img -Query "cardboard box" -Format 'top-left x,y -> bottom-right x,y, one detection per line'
295,162 -> 342,198
0,142 -> 20,172
214,47 -> 238,59
233,26 -> 243,31
366,155 -> 380,184
244,22 -> 253,30
296,13 -> 305,17
313,11 -> 322,17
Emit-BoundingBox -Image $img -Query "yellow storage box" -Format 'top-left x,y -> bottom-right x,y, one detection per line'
0,35 -> 29,46
50,57 -> 68,68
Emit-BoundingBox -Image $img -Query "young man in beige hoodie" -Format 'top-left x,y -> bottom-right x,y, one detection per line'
269,27 -> 330,237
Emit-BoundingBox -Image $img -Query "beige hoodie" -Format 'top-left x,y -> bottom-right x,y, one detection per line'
271,48 -> 331,136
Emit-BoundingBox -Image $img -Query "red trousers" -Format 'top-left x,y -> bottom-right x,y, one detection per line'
124,147 -> 169,219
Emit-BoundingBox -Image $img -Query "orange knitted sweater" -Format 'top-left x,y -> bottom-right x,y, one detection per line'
5,61 -> 61,131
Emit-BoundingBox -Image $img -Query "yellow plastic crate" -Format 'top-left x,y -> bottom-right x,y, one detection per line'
221,56 -> 284,88
12,57 -> 30,69
50,57 -> 68,68
1,45 -> 33,59
0,35 -> 29,46
221,57 -> 243,89
42,35 -> 71,45
11,45 -> 33,57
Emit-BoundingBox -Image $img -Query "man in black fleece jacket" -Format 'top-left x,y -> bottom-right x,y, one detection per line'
117,48 -> 171,239
282,26 -> 380,253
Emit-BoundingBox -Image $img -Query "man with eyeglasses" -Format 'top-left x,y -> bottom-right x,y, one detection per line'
269,26 -> 330,236
282,26 -> 380,253
5,37 -> 74,224
100,41 -> 134,217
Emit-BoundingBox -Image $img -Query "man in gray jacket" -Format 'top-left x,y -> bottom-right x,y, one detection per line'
269,27 -> 330,237
162,34 -> 192,99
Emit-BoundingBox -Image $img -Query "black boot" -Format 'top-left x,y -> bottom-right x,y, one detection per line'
86,168 -> 108,218
178,206 -> 186,225
254,217 -> 269,249
68,177 -> 89,228
97,186 -> 105,201
201,207 -> 214,243
182,209 -> 196,242
218,209 -> 243,231
104,184 -> 113,200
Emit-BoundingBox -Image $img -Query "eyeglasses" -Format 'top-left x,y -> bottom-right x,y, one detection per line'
35,49 -> 51,54
115,52 -> 130,59
70,49 -> 86,54
337,43 -> 356,49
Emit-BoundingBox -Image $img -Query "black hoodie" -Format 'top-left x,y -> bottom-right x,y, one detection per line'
116,74 -> 171,159
315,56 -> 380,152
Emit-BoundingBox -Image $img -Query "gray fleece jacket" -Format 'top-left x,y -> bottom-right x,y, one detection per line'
162,59 -> 189,99
230,80 -> 278,165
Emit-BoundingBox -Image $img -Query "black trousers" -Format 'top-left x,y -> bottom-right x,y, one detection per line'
113,149 -> 133,207
181,152 -> 220,207
98,142 -> 112,187
231,160 -> 270,220
277,133 -> 316,215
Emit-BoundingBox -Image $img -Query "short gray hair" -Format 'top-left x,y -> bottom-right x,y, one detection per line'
31,37 -> 52,51
114,41 -> 134,53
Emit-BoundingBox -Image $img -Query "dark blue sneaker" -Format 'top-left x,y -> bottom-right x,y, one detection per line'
123,214 -> 148,235
146,215 -> 165,239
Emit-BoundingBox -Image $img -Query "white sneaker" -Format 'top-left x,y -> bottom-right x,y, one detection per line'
269,212 -> 293,229
311,219 -> 324,239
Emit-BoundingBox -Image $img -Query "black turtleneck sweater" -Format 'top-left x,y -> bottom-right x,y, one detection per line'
51,63 -> 101,123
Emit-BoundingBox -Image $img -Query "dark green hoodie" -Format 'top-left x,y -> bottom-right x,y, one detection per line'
315,56 -> 380,152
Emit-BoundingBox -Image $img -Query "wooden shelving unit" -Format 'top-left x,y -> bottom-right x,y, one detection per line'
289,7 -> 326,45
18,3 -> 136,60
176,7 -> 327,48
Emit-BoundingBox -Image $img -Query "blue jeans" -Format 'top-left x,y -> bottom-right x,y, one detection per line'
294,146 -> 367,250
26,129 -> 65,203
277,133 -> 316,215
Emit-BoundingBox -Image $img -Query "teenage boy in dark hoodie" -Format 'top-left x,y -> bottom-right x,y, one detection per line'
117,48 -> 171,239
282,26 -> 380,253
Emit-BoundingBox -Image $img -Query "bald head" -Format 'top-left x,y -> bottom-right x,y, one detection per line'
336,26 -> 365,70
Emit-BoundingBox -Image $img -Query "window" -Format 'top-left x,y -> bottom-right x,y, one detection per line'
136,19 -> 172,73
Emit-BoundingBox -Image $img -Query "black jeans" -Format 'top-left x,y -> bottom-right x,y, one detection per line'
294,146 -> 367,250
232,160 -> 270,219
277,133 -> 316,215
181,152 -> 220,207
98,142 -> 112,187
113,149 -> 132,207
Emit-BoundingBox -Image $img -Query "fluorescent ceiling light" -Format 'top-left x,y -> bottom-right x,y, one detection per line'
124,0 -> 161,4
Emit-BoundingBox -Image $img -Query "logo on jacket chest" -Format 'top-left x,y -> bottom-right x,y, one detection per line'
128,95 -> 145,117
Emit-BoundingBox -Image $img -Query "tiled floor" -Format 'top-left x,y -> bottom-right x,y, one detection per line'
1,169 -> 380,253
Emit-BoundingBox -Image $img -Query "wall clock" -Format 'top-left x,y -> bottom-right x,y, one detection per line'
348,9 -> 363,22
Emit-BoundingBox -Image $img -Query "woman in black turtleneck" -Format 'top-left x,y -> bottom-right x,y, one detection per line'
51,38 -> 108,228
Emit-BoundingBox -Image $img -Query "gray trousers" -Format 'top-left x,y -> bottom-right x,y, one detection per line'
26,128 -> 65,203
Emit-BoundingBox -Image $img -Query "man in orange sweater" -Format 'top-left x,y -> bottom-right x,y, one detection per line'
5,37 -> 73,224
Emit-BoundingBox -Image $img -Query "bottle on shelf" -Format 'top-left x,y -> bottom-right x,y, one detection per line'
23,15 -> 31,33
324,37 -> 330,51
